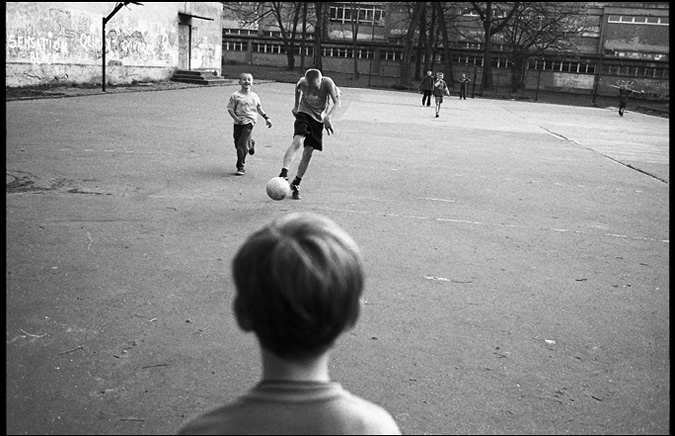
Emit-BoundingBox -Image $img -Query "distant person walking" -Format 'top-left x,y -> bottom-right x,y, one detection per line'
419,70 -> 434,107
227,73 -> 272,175
458,73 -> 471,100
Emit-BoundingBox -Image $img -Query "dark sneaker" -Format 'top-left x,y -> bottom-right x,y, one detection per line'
248,138 -> 255,155
291,184 -> 301,200
235,168 -> 245,176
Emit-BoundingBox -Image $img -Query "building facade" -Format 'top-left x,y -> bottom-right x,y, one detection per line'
5,2 -> 223,87
220,2 -> 669,99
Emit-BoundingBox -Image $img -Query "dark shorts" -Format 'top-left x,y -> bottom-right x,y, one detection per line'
293,112 -> 323,151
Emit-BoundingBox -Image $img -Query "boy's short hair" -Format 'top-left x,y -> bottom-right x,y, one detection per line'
305,68 -> 322,82
232,212 -> 364,359
239,72 -> 253,80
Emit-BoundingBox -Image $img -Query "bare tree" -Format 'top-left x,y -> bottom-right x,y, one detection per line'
416,2 -> 429,80
300,2 -> 308,69
503,2 -> 592,92
434,2 -> 458,87
222,2 -> 303,71
470,2 -> 521,93
350,2 -> 361,79
313,2 -> 324,70
399,2 -> 427,87
221,2 -> 267,27
269,2 -> 303,70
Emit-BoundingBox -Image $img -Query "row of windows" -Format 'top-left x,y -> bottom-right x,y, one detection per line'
458,10 -> 670,26
329,5 -> 386,26
527,59 -> 596,73
605,49 -> 668,61
460,8 -> 508,18
602,64 -> 669,79
608,15 -> 669,25
224,40 -> 668,79
224,28 -> 258,36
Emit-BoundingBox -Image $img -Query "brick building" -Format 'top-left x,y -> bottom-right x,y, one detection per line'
220,2 -> 669,99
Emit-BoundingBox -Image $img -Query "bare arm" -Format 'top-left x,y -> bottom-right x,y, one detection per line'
323,81 -> 341,135
256,104 -> 272,128
292,80 -> 303,115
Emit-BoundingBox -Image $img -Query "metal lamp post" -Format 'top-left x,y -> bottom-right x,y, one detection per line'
102,2 -> 142,91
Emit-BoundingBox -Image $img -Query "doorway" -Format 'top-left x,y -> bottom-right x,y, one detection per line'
178,23 -> 191,70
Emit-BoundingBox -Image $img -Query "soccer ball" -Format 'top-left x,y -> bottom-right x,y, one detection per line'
266,177 -> 291,201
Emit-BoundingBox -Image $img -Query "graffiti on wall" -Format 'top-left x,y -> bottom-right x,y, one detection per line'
192,36 -> 217,69
6,7 -> 177,66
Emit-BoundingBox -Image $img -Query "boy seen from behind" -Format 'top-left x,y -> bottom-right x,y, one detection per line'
177,212 -> 402,435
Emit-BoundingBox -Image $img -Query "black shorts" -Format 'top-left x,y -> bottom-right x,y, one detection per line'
294,112 -> 324,151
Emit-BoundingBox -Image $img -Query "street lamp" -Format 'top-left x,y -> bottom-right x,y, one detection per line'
102,2 -> 143,91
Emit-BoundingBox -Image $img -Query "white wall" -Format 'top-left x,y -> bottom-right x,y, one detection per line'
5,2 -> 223,87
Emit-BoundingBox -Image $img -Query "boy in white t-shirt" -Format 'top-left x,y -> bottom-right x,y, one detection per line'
227,73 -> 272,175
433,72 -> 450,118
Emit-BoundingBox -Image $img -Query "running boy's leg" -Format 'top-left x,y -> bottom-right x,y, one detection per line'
234,124 -> 253,173
296,146 -> 314,179
279,134 -> 304,178
288,146 -> 314,200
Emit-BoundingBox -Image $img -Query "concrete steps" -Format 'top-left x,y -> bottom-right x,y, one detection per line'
171,69 -> 230,85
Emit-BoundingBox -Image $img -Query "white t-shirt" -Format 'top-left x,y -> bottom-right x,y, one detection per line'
227,90 -> 262,125
296,77 -> 340,123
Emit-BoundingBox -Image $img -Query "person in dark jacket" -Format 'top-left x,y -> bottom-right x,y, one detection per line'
419,70 -> 434,107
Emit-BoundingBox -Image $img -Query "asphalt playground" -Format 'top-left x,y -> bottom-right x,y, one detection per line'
6,82 -> 669,435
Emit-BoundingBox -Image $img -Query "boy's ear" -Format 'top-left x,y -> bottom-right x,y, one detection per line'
233,296 -> 254,331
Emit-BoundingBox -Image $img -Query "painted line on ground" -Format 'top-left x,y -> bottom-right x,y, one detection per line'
314,206 -> 668,244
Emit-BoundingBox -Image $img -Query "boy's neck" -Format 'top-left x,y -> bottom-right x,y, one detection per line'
239,87 -> 251,94
260,348 -> 331,383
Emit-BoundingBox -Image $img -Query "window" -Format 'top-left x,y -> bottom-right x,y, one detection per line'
253,43 -> 284,54
380,50 -> 402,61
329,3 -> 385,25
461,8 -> 479,17
612,50 -> 669,61
224,41 -> 246,51
608,14 -> 668,25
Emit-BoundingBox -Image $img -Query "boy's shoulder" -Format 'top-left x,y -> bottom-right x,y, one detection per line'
231,90 -> 259,99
